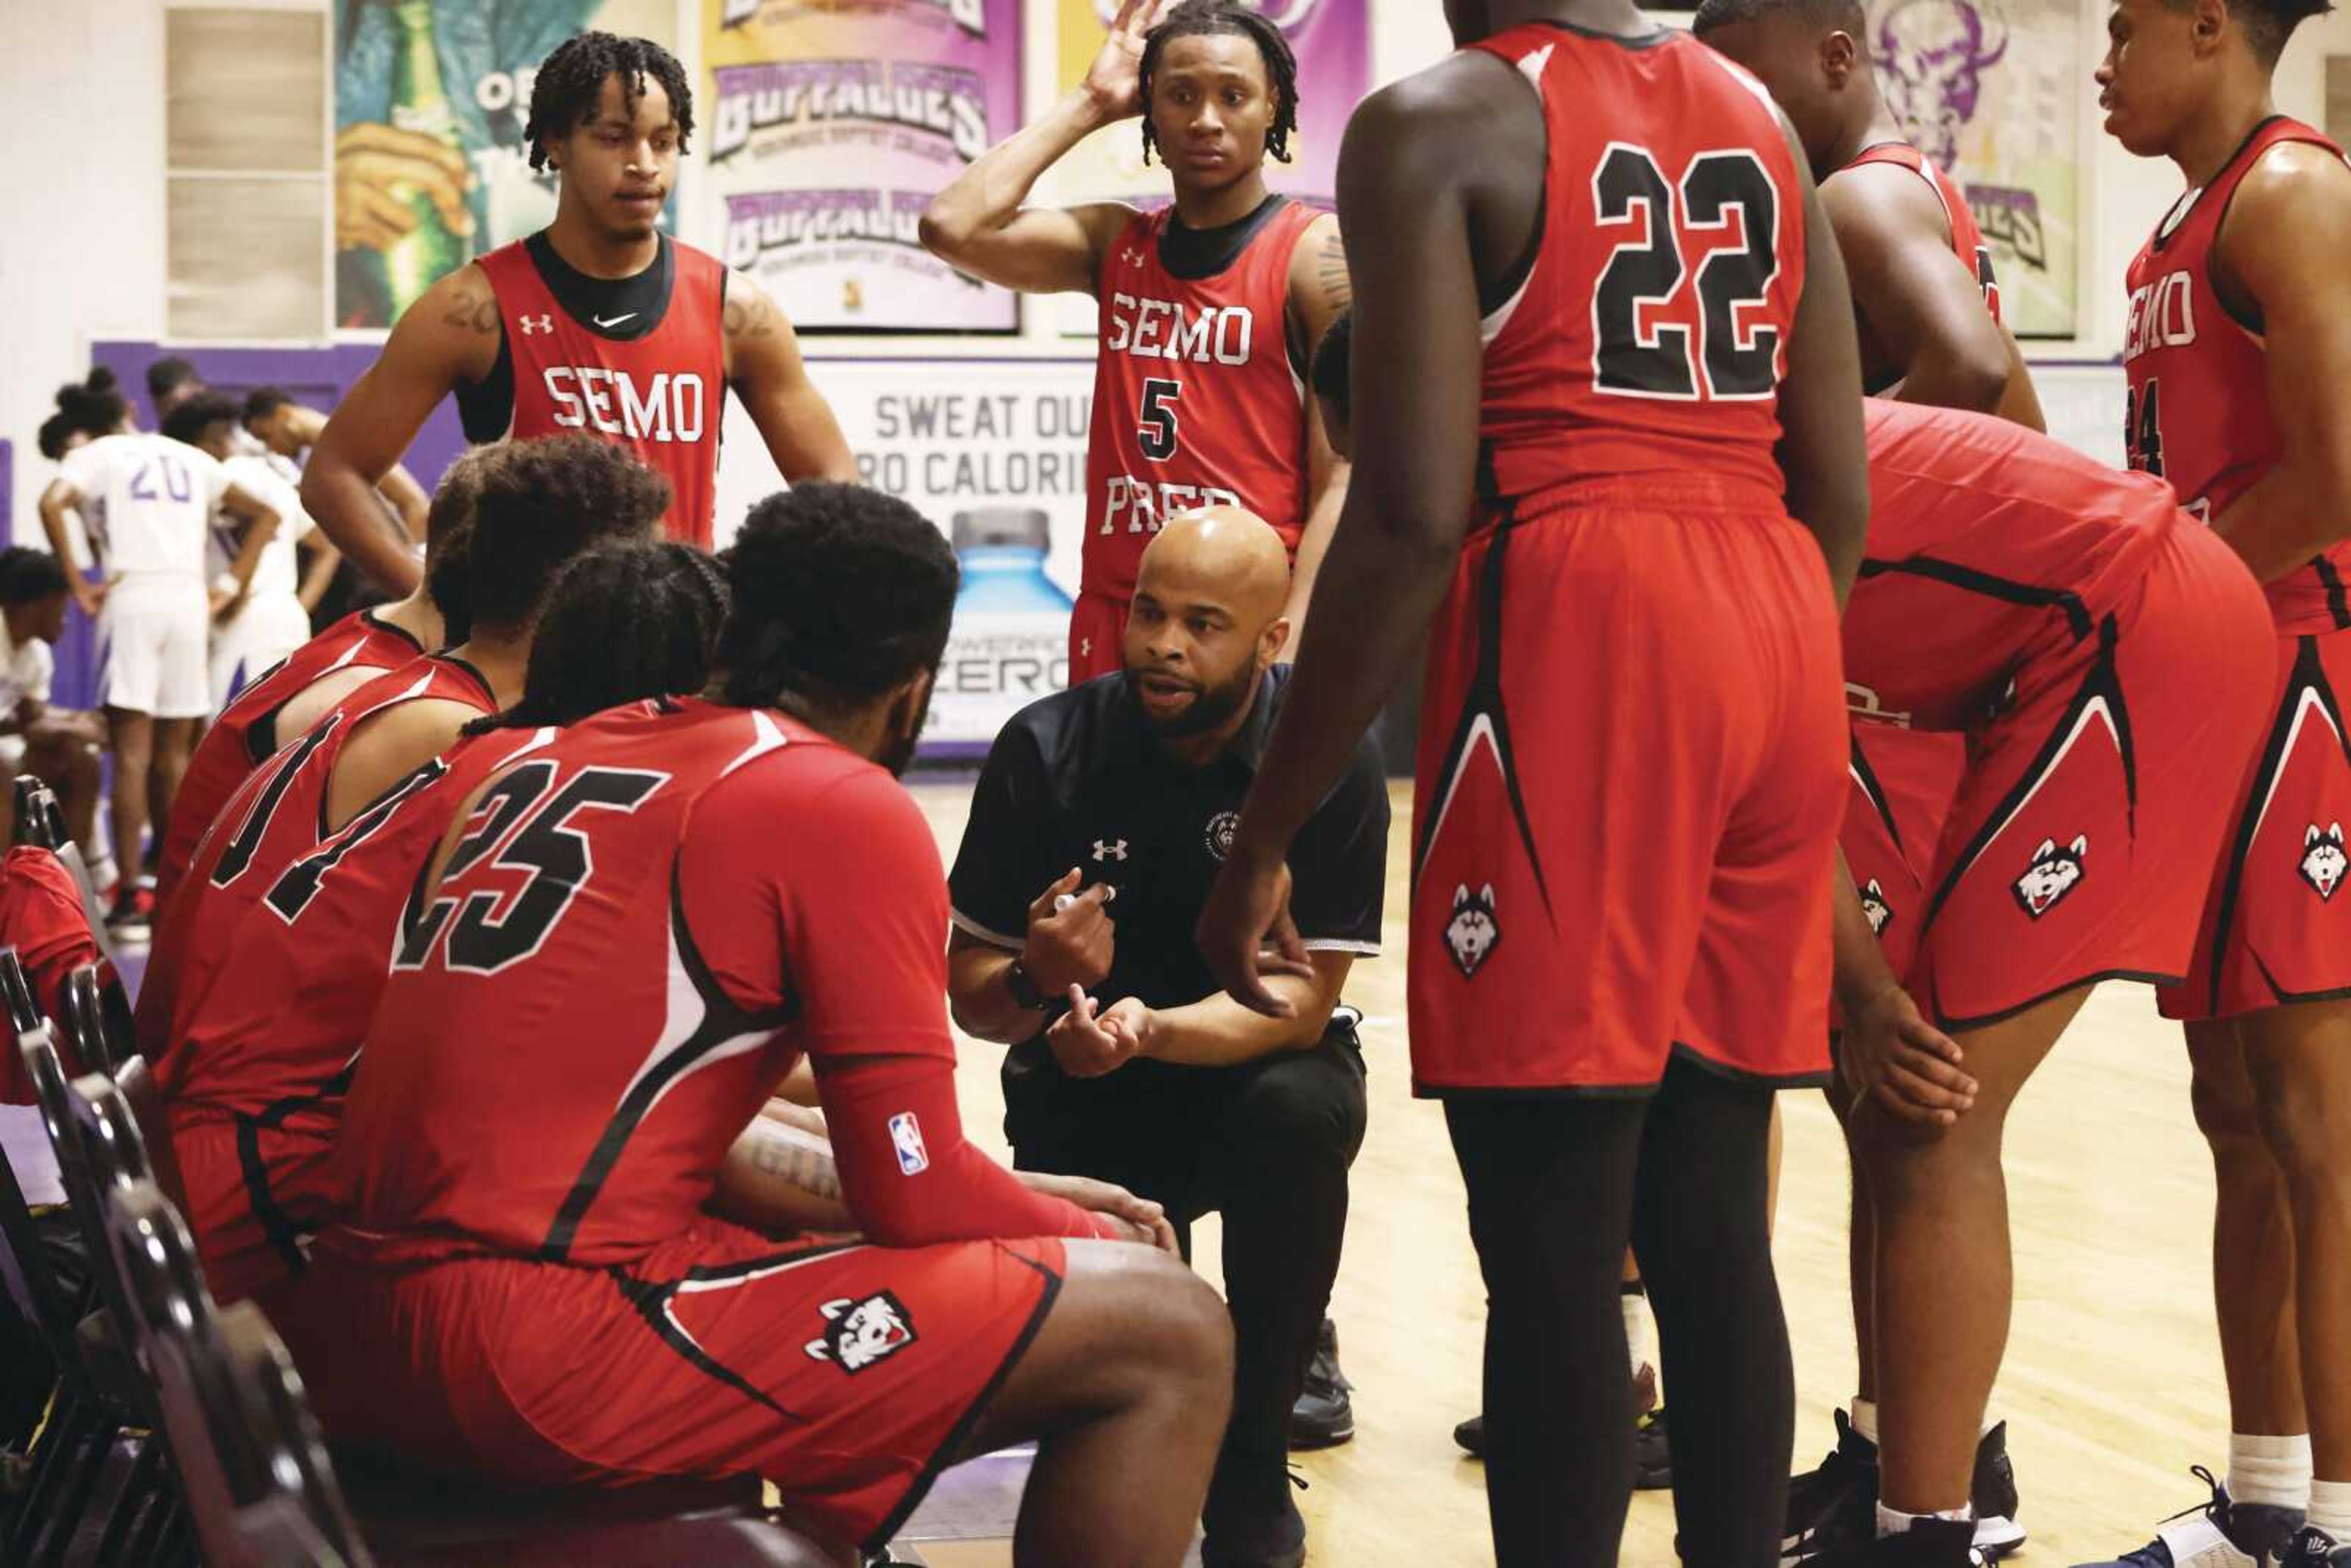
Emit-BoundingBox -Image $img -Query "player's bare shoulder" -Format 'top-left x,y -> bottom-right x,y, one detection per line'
722,268 -> 798,371
397,261 -> 503,384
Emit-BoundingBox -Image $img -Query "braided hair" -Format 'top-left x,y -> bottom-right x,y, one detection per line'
466,540 -> 729,735
1139,0 -> 1300,167
716,482 -> 958,714
523,31 -> 696,170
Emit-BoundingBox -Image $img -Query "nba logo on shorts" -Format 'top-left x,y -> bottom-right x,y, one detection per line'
888,1112 -> 930,1176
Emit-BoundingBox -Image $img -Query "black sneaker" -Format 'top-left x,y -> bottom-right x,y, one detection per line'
1453,1411 -> 1485,1457
1635,1406 -> 1671,1491
1787,1409 -> 1880,1561
2072,1468 -> 2304,1567
1971,1422 -> 2025,1558
1288,1317 -> 1354,1450
1201,1463 -> 1307,1568
105,885 -> 152,945
2272,1525 -> 2351,1566
1805,1517 -> 1985,1568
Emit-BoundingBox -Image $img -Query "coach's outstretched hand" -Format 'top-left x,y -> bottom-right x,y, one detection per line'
1841,980 -> 1978,1127
1197,844 -> 1314,1019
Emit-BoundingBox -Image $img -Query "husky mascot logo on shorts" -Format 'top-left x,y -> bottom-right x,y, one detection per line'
2012,835 -> 2087,918
2301,822 -> 2348,901
1859,878 -> 1894,937
1445,883 -> 1501,978
805,1292 -> 917,1374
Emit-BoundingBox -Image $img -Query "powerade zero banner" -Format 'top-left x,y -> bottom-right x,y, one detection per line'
336,0 -> 684,331
702,0 -> 1023,333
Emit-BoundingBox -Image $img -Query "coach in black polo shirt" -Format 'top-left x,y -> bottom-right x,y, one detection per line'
948,508 -> 1385,1568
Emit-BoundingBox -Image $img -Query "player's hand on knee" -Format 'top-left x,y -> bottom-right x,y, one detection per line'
1026,868 -> 1117,992
1048,987 -> 1147,1079
1842,981 -> 1976,1127
1019,1169 -> 1180,1254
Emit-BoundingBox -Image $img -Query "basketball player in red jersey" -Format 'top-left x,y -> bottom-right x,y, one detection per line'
2087,0 -> 2351,1561
166,540 -> 727,1307
277,485 -> 1233,1567
1198,0 -> 1871,1557
301,32 -> 854,587
1692,0 -> 2045,1546
138,437 -> 666,1065
922,0 -> 1352,679
153,449 -> 484,910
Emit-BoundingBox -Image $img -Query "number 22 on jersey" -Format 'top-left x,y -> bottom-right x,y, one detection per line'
1591,143 -> 1783,401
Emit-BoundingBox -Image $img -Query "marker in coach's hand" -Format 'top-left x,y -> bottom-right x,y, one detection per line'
1054,887 -> 1116,913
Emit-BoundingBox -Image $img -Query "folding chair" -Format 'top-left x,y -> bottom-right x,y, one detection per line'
12,777 -> 114,966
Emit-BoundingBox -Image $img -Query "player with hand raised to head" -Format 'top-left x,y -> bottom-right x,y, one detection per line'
302,31 -> 854,589
922,0 -> 1352,675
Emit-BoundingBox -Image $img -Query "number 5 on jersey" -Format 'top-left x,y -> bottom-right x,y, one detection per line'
1592,143 -> 1783,400
1139,378 -> 1182,462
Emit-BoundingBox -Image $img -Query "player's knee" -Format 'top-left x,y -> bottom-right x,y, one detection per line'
1076,1243 -> 1234,1400
2249,1080 -> 2350,1191
2191,1067 -> 2265,1152
1223,1053 -> 1365,1171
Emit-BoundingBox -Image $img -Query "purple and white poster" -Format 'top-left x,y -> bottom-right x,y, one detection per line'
700,0 -> 1023,332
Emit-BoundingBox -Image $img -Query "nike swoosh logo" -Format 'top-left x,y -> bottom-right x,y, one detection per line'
593,312 -> 636,329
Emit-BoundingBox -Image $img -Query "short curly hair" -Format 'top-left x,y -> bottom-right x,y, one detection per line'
468,539 -> 728,735
718,482 -> 958,710
524,31 -> 695,171
462,435 -> 670,634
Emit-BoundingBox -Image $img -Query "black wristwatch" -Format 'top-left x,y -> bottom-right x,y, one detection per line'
1003,956 -> 1048,1011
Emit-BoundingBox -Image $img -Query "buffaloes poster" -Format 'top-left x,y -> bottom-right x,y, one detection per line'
702,0 -> 1024,333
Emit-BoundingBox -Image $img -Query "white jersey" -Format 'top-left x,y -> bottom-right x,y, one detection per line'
0,619 -> 53,715
219,454 -> 313,606
59,433 -> 230,580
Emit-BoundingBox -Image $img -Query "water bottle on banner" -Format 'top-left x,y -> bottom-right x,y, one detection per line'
929,509 -> 1073,748
382,0 -> 470,313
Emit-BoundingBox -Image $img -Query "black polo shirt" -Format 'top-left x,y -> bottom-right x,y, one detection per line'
949,667 -> 1389,1122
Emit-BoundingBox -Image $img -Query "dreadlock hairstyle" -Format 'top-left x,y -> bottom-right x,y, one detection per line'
523,31 -> 696,170
465,540 -> 729,735
716,482 -> 958,714
1138,0 -> 1300,168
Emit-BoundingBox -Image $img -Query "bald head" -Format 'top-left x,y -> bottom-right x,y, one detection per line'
1136,506 -> 1292,629
1125,507 -> 1294,746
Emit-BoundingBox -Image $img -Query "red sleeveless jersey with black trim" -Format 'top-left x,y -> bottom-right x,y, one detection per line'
140,655 -> 495,1077
1469,23 -> 1806,516
2124,115 -> 2351,633
1082,199 -> 1320,599
1843,141 -> 2000,320
476,236 -> 727,548
159,611 -> 426,910
168,726 -> 552,1123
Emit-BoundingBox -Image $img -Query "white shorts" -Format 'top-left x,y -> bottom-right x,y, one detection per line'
209,595 -> 310,715
0,735 -> 24,775
99,576 -> 210,720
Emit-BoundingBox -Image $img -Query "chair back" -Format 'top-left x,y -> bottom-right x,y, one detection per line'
0,946 -> 42,1037
12,775 -> 52,850
0,1133 -> 96,1405
61,964 -> 120,1078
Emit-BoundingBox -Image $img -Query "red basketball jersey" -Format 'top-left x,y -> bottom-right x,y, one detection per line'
159,610 -> 426,910
0,848 -> 101,1105
1082,198 -> 1321,599
167,726 -> 551,1124
1843,141 -> 2000,320
1847,400 -> 2179,732
476,236 -> 727,548
1469,24 -> 1806,515
2124,116 -> 2351,633
141,655 -> 495,1077
338,699 -> 953,1267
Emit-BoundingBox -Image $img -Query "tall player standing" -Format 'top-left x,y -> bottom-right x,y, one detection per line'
921,0 -> 1352,677
1691,0 -> 2042,1550
301,31 -> 855,589
1199,0 -> 1870,1560
2088,0 -> 2351,1562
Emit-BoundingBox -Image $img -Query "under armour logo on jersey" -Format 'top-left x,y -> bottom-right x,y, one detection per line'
1079,636 -> 1093,660
1445,883 -> 1501,979
519,314 -> 554,336
1122,247 -> 1146,269
1092,839 -> 1128,863
2301,822 -> 2347,901
2012,836 -> 2088,919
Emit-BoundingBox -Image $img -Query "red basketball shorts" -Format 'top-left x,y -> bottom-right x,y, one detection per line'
1408,484 -> 1846,1093
1840,724 -> 1968,988
1902,524 -> 2273,1028
279,1222 -> 1065,1553
170,1104 -> 336,1308
2159,615 -> 2351,1022
1067,591 -> 1128,686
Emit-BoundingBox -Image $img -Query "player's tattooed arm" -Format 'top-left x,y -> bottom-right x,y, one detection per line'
711,1109 -> 853,1234
304,263 -> 500,593
725,271 -> 858,485
2207,142 -> 2351,579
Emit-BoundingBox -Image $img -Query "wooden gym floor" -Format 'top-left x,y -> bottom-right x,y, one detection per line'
894,779 -> 2234,1567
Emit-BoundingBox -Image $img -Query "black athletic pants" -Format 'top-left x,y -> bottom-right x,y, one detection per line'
1013,1026 -> 1368,1534
1447,1056 -> 1791,1568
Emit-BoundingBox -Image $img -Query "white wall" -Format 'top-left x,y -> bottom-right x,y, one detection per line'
10,0 -> 2350,543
